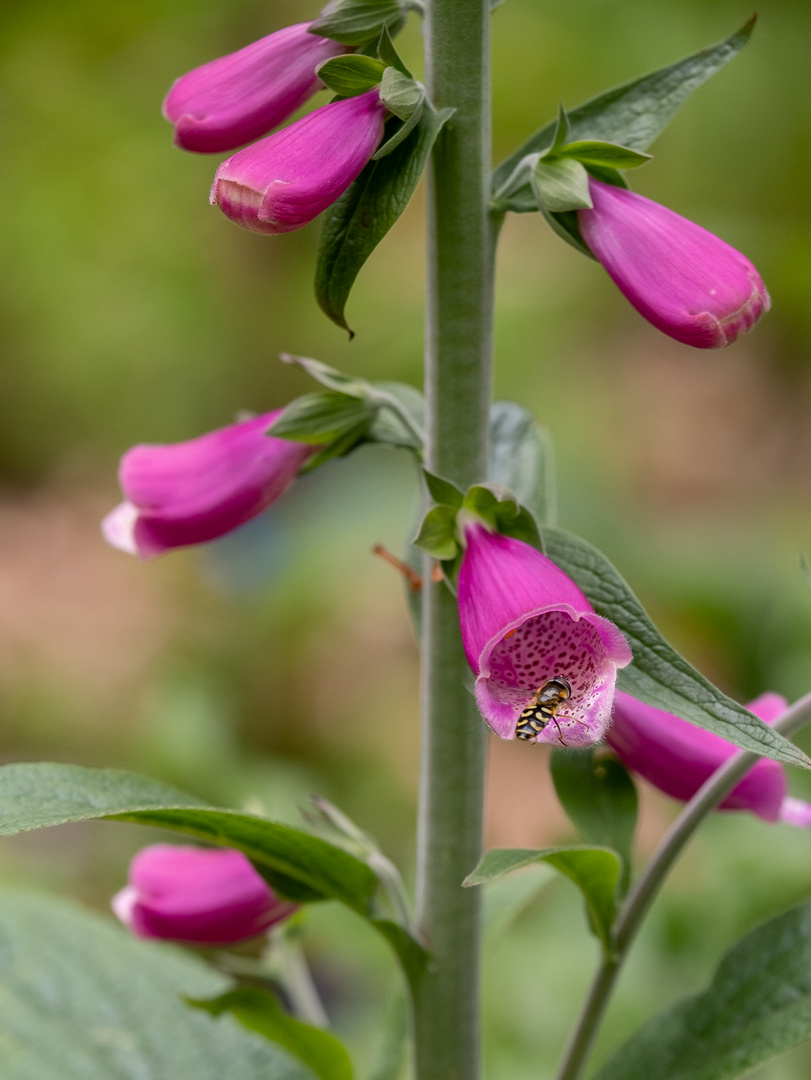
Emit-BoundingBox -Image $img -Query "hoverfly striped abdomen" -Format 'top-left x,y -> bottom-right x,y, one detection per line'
515,677 -> 573,743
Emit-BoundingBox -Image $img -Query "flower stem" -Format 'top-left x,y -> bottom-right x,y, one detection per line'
554,690 -> 811,1080
410,2 -> 494,1078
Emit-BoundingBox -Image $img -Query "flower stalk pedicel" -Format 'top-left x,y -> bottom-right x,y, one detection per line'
211,89 -> 388,234
163,22 -> 348,153
608,690 -> 811,826
457,522 -> 632,746
102,409 -> 316,558
578,178 -> 770,348
112,844 -> 298,945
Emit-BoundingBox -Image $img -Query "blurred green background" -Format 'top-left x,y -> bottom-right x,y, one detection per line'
2,0 -> 811,1076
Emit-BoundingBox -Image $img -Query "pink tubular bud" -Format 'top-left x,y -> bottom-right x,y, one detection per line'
112,844 -> 298,945
163,22 -> 348,153
607,690 -> 811,827
210,89 -> 388,235
101,409 -> 316,559
457,523 -> 632,746
578,178 -> 770,349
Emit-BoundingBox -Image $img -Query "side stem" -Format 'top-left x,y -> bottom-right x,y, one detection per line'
411,2 -> 494,1078
554,690 -> 811,1080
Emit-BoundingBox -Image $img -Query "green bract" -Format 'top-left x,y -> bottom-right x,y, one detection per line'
309,0 -> 406,47
316,54 -> 387,97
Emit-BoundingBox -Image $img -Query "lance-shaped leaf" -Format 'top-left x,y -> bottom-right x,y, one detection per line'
542,527 -> 811,770
316,55 -> 386,97
315,105 -> 453,332
556,140 -> 653,170
309,0 -> 406,47
464,845 -> 621,954
592,900 -> 811,1080
493,17 -> 756,212
189,988 -> 353,1080
0,890 -> 315,1080
551,747 -> 638,895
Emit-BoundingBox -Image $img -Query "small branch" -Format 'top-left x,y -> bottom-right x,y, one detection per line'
372,544 -> 422,592
554,689 -> 811,1080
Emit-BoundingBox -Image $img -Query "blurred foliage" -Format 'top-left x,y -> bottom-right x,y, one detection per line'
2,0 -> 811,1076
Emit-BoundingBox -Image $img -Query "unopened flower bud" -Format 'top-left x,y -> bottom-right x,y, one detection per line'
112,844 -> 298,945
211,89 -> 388,235
163,22 -> 348,153
578,178 -> 770,348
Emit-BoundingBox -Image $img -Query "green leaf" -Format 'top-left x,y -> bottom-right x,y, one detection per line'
0,889 -> 316,1080
377,25 -> 411,77
315,105 -> 453,332
488,401 -> 556,527
464,845 -> 621,954
592,899 -> 811,1080
309,0 -> 406,47
189,988 -> 352,1080
379,68 -> 424,120
531,156 -> 593,213
370,918 -> 429,985
557,140 -> 653,169
551,747 -> 638,895
423,470 -> 463,509
315,55 -> 386,97
412,505 -> 459,561
542,527 -> 811,771
279,353 -> 374,398
0,763 -> 378,910
549,102 -> 571,153
267,392 -> 375,444
493,17 -> 756,210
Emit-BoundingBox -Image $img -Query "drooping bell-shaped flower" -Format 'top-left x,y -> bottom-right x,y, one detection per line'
112,844 -> 298,945
578,178 -> 770,349
457,522 -> 632,746
163,22 -> 348,153
102,409 -> 316,559
211,89 -> 388,234
608,690 -> 811,826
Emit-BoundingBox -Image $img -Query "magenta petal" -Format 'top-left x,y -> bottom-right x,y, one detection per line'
163,22 -> 348,153
112,844 -> 297,945
458,524 -> 631,744
211,90 -> 388,234
103,409 -> 315,558
578,179 -> 770,349
607,689 -> 800,824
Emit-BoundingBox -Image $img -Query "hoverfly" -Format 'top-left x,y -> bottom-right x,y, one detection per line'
515,677 -> 585,744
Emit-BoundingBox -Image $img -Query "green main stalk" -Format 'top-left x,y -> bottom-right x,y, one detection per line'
412,1 -> 494,1078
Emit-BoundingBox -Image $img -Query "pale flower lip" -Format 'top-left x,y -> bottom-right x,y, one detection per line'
457,523 -> 632,746
101,409 -> 317,559
608,689 -> 811,827
578,178 -> 770,348
163,21 -> 348,153
211,89 -> 388,235
111,844 -> 298,945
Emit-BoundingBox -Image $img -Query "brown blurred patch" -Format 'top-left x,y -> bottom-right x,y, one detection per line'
0,481 -> 175,738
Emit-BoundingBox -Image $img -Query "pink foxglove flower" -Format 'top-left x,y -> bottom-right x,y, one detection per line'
211,89 -> 388,234
112,844 -> 298,945
457,523 -> 632,746
578,178 -> 770,349
163,22 -> 348,153
102,409 -> 316,559
608,690 -> 811,826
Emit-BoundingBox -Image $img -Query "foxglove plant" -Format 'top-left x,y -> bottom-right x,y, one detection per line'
8,7 -> 811,1080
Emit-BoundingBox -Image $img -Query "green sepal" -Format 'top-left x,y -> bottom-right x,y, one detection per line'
379,68 -> 423,120
266,392 -> 375,444
493,17 -> 756,213
592,900 -> 811,1080
582,163 -> 629,189
296,420 -> 373,473
315,104 -> 453,332
462,484 -> 542,550
279,352 -> 374,398
315,55 -> 386,97
557,140 -> 653,170
189,988 -> 354,1080
377,24 -> 411,76
464,845 -> 621,956
412,505 -> 459,561
551,747 -> 638,896
549,102 -> 571,153
422,470 -> 464,509
309,0 -> 406,47
373,102 -> 425,160
531,156 -> 593,213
